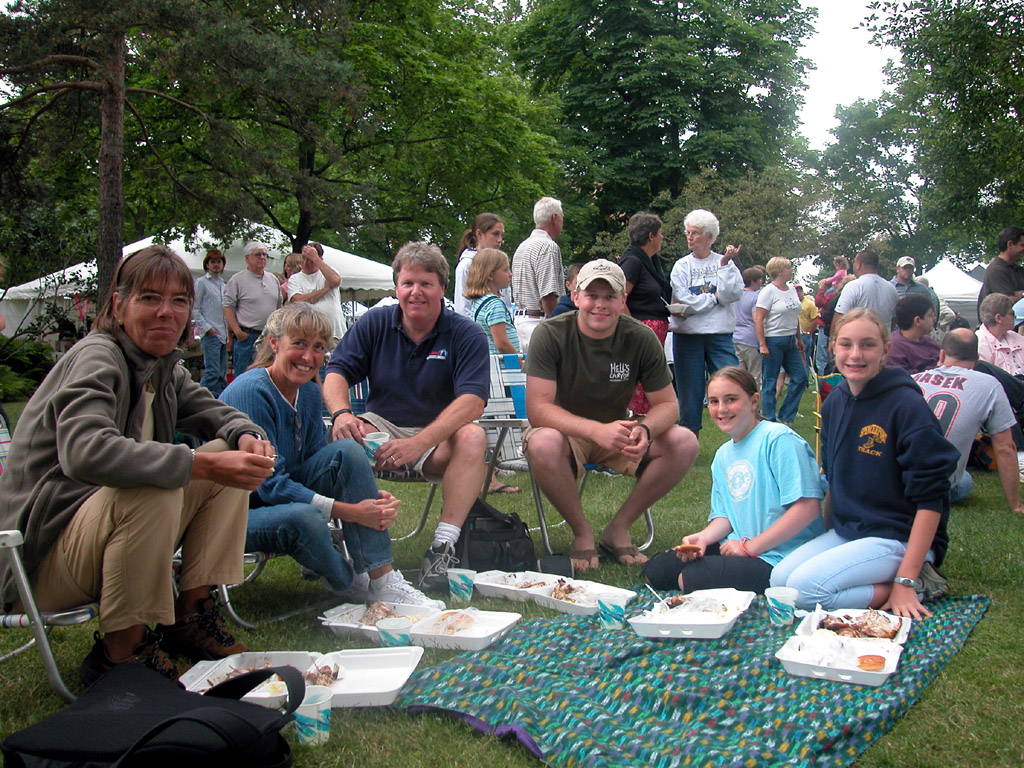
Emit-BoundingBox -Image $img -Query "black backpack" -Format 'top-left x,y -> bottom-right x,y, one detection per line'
454,498 -> 537,573
2,663 -> 303,768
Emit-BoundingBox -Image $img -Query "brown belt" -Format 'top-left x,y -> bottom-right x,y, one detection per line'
514,310 -> 544,318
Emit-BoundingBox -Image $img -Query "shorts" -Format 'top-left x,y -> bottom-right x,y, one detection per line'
358,412 -> 439,480
522,426 -> 641,481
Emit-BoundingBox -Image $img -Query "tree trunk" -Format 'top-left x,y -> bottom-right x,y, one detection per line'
96,31 -> 126,308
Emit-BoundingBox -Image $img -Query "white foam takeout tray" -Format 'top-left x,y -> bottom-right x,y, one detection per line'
409,608 -> 521,651
627,588 -> 757,640
473,570 -> 563,602
795,607 -> 912,645
180,647 -> 425,708
775,634 -> 904,687
320,602 -> 443,641
527,578 -> 636,617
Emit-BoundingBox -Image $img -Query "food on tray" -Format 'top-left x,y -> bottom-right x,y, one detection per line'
550,579 -> 596,604
305,663 -> 343,686
665,595 -> 688,609
361,601 -> 395,626
429,611 -> 477,635
517,578 -> 552,589
672,542 -> 703,555
657,594 -> 730,618
857,654 -> 886,671
817,609 -> 903,640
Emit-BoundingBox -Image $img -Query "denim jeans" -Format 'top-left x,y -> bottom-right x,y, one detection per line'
949,471 -> 973,504
760,334 -> 808,423
232,331 -> 258,377
672,332 -> 738,434
814,327 -> 830,375
245,439 -> 392,590
199,334 -> 228,396
802,331 -> 815,371
769,529 -> 935,610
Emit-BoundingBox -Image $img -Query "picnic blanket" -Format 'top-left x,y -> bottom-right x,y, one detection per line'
396,594 -> 989,768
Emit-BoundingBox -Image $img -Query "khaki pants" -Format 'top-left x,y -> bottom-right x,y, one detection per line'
31,441 -> 249,633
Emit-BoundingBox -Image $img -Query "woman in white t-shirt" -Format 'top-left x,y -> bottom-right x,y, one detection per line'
754,257 -> 808,424
453,213 -> 506,317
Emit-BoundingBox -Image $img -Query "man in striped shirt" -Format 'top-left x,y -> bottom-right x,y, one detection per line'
511,196 -> 565,352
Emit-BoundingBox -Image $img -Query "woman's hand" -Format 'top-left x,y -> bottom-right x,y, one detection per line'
759,343 -> 769,357
333,494 -> 402,530
237,433 -> 275,458
192,451 -> 274,491
719,538 -> 748,557
674,534 -> 707,562
881,583 -> 933,620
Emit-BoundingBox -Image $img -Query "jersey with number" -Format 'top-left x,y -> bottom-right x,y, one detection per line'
912,365 -> 1017,484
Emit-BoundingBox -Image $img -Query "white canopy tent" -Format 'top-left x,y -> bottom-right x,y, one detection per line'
1,227 -> 394,336
919,259 -> 982,325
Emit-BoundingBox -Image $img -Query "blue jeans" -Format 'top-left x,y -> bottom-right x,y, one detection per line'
760,334 -> 808,423
814,327 -> 829,376
200,334 -> 228,396
672,332 -> 738,434
245,439 -> 392,590
232,331 -> 258,377
802,332 -> 815,370
949,471 -> 973,504
770,529 -> 935,610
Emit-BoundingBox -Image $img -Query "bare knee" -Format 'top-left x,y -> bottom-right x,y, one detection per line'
651,425 -> 698,465
450,422 -> 487,460
526,429 -> 571,467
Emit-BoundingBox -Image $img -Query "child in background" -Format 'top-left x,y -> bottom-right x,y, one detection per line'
464,248 -> 518,355
820,255 -> 849,290
550,263 -> 585,317
770,308 -> 959,619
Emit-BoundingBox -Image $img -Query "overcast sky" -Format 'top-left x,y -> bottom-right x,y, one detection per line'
797,2 -> 901,150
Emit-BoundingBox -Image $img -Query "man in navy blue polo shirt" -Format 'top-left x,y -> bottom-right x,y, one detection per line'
324,242 -> 490,591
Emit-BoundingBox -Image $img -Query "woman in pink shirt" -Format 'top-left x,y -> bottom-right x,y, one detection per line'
977,293 -> 1024,376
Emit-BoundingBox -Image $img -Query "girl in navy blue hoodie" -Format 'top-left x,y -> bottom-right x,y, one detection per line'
770,308 -> 959,619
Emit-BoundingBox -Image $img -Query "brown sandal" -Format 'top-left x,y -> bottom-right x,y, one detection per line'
598,540 -> 646,566
569,548 -> 599,572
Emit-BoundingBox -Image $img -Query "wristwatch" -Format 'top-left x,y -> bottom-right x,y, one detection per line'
330,408 -> 353,422
893,576 -> 923,590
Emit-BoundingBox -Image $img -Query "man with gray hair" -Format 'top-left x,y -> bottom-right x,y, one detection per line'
511,196 -> 565,351
912,328 -> 1023,513
223,240 -> 282,376
324,242 -> 491,592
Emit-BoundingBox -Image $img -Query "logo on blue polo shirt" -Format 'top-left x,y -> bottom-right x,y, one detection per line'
427,348 -> 449,361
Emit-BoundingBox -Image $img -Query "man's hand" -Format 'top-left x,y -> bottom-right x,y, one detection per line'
759,343 -> 769,357
301,244 -> 323,265
374,435 -> 428,470
590,420 -> 638,454
721,244 -> 743,265
620,424 -> 650,461
234,329 -> 249,341
192,451 -> 274,491
205,328 -> 218,337
332,413 -> 367,442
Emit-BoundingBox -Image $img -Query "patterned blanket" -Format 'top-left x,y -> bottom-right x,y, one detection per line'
396,594 -> 989,768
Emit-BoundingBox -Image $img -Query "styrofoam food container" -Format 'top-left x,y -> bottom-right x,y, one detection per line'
410,608 -> 521,651
180,651 -> 319,708
628,588 -> 756,640
473,570 -> 561,601
795,606 -> 911,645
527,579 -> 635,616
775,633 -> 904,686
318,647 -> 424,707
321,601 -> 443,641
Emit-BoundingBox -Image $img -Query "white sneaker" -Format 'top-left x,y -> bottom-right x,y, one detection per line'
370,569 -> 446,610
322,571 -> 370,603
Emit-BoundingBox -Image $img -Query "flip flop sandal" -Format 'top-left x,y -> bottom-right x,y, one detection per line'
598,540 -> 645,566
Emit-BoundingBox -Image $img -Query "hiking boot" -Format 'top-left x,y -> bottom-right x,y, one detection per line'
157,595 -> 248,662
79,629 -> 185,687
919,561 -> 950,602
321,571 -> 370,603
370,569 -> 446,610
419,542 -> 458,593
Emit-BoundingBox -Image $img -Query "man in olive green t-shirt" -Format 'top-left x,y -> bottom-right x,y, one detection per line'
524,259 -> 699,572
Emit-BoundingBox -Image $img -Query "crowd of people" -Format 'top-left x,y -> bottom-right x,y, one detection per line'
3,202 -> 1022,689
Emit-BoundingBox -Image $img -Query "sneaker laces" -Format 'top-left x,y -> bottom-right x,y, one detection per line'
422,544 -> 458,582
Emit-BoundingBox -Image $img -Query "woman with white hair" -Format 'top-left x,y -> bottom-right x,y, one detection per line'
668,209 -> 744,436
754,256 -> 808,425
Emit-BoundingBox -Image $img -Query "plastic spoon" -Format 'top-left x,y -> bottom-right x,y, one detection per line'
644,583 -> 671,610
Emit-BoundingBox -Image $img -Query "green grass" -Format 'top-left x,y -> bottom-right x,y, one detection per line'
2,390 -> 1023,766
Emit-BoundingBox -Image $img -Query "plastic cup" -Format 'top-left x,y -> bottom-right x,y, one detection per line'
446,568 -> 477,603
294,685 -> 332,746
764,586 -> 799,626
362,432 -> 390,464
596,592 -> 632,630
377,616 -> 412,647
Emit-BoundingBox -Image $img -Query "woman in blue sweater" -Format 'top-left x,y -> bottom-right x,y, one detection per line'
770,308 -> 959,619
221,303 -> 443,608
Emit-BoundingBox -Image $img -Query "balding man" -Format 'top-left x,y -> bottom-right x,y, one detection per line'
912,328 -> 1023,513
833,250 -> 899,332
223,241 -> 283,375
511,196 -> 565,351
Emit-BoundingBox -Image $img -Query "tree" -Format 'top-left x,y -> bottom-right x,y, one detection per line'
866,0 -> 1024,254
513,0 -> 815,226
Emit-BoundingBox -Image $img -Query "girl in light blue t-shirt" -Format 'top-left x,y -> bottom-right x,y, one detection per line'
464,248 -> 519,355
643,366 -> 823,594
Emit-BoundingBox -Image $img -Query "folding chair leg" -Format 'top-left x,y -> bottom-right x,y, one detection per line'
530,471 -> 557,556
390,482 -> 438,542
217,583 -> 257,631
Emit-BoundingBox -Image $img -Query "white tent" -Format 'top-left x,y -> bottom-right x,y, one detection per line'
1,227 -> 394,336
920,259 -> 982,325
